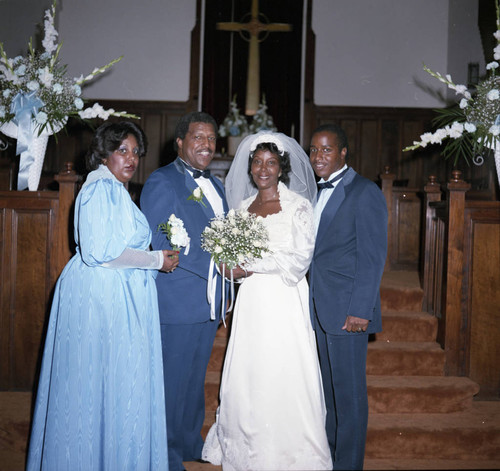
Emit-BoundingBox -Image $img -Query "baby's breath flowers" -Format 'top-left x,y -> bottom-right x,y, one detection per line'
201,209 -> 270,270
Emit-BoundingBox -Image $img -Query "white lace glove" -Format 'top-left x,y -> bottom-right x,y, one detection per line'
100,248 -> 164,270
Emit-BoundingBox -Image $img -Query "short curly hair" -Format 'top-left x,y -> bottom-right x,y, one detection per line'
247,142 -> 291,188
86,121 -> 147,171
174,111 -> 218,151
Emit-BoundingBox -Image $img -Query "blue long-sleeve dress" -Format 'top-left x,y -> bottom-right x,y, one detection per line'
27,165 -> 169,470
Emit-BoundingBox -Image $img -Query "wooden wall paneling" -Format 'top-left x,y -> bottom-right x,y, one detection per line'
380,119 -> 399,178
359,120 -> 379,181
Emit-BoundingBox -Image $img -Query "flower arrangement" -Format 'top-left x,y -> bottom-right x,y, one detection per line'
218,95 -> 249,137
0,0 -> 136,134
249,94 -> 277,134
187,186 -> 206,207
201,208 -> 270,270
158,214 -> 190,254
404,0 -> 500,166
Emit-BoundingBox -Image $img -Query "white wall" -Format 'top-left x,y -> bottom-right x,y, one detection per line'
0,0 -> 196,101
0,0 -> 486,107
312,0 -> 484,108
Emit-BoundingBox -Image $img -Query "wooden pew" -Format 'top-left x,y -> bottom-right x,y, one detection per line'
0,164 -> 80,391
380,166 -> 421,271
422,171 -> 500,398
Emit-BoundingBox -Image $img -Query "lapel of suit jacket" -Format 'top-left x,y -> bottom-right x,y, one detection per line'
175,157 -> 222,219
209,176 -> 229,213
315,167 -> 357,247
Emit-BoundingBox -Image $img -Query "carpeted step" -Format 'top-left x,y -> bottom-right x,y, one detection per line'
205,373 -> 479,416
205,371 -> 222,411
380,270 -> 423,312
207,337 -> 228,374
365,401 -> 500,460
367,341 -> 445,376
378,311 -> 437,342
367,375 -> 480,413
363,458 -> 500,470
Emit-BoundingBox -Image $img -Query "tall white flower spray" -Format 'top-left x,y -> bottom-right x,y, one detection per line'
404,0 -> 500,185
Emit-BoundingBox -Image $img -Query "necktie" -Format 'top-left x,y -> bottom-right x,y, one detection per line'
317,168 -> 349,191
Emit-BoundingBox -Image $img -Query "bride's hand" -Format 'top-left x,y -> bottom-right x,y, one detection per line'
219,264 -> 253,280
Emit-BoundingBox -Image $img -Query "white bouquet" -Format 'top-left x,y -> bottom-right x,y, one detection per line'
158,214 -> 190,254
201,208 -> 270,270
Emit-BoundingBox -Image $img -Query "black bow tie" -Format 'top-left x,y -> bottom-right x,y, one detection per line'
317,168 -> 349,191
192,168 -> 211,179
182,161 -> 211,179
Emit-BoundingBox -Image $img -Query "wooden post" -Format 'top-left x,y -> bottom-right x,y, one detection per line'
380,166 -> 395,271
53,162 -> 80,281
422,175 -> 442,312
443,170 -> 470,375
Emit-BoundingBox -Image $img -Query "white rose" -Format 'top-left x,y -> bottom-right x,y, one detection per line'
215,246 -> 223,254
487,89 -> 499,101
193,187 -> 202,199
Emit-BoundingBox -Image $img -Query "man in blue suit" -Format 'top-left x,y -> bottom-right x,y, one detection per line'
309,124 -> 388,470
141,112 -> 228,471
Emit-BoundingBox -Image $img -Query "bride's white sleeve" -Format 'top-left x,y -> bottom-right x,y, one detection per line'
245,199 -> 315,286
100,247 -> 164,270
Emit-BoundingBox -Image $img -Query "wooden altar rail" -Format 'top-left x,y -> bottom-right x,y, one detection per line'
0,164 -> 80,391
421,171 -> 500,398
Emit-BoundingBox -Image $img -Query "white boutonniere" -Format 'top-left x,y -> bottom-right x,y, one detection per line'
157,214 -> 190,255
187,186 -> 206,207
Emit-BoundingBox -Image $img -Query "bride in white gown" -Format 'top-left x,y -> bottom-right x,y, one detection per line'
202,132 -> 332,471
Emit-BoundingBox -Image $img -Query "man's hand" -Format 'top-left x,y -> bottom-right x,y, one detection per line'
342,315 -> 369,333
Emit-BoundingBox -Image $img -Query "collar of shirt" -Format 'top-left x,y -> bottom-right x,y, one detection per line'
317,164 -> 348,185
314,165 -> 348,233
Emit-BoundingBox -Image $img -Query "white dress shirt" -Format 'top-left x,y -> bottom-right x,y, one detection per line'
181,159 -> 225,217
313,164 -> 348,234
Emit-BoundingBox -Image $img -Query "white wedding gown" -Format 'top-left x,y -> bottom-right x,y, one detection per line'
202,183 -> 332,471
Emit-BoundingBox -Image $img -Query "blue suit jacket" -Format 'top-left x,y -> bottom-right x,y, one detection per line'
309,168 -> 388,335
140,157 -> 229,324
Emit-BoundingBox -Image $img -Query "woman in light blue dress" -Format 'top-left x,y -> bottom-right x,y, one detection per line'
27,122 -> 178,470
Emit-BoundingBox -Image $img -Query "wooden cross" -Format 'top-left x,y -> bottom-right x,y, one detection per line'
217,0 -> 292,115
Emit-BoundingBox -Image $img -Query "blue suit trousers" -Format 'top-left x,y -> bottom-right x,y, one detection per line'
160,321 -> 219,471
315,323 -> 369,470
